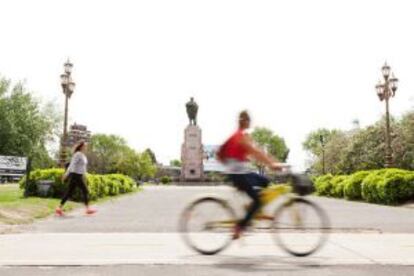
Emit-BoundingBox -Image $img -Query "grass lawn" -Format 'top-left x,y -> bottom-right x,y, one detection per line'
0,184 -> 81,225
0,184 -> 141,225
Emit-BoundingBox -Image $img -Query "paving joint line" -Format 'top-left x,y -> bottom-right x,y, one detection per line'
328,240 -> 380,265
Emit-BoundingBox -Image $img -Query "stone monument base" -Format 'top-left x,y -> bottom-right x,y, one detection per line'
181,125 -> 204,181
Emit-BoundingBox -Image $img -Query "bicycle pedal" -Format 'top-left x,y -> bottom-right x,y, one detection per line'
254,214 -> 273,221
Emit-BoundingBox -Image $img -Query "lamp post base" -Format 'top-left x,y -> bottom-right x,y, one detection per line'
384,153 -> 393,168
59,148 -> 68,168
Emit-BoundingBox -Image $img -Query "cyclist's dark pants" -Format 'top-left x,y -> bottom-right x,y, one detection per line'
229,173 -> 270,229
61,173 -> 89,206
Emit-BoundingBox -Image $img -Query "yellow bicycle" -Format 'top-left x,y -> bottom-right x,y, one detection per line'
179,175 -> 330,257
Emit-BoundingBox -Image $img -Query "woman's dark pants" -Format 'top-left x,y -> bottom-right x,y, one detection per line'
61,173 -> 89,206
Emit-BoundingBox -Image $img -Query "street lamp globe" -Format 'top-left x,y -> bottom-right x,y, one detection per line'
390,74 -> 398,96
68,81 -> 76,93
375,82 -> 384,100
381,62 -> 391,80
60,74 -> 69,87
64,60 -> 73,75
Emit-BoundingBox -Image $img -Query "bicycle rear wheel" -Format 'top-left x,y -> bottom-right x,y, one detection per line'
271,197 -> 330,257
179,197 -> 236,255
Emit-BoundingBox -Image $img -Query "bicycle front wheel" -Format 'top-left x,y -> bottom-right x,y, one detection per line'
272,197 -> 330,257
179,197 -> 237,255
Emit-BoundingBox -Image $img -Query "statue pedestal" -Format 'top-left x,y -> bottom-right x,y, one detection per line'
181,125 -> 204,181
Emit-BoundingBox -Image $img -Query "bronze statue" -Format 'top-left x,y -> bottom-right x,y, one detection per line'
186,97 -> 198,125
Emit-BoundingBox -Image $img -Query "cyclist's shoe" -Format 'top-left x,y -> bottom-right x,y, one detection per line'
232,225 -> 243,240
55,207 -> 64,217
86,208 -> 97,215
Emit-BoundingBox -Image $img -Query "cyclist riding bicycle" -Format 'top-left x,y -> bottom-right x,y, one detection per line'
217,110 -> 286,239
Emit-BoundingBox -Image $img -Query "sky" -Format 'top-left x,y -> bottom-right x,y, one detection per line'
1,0 -> 414,170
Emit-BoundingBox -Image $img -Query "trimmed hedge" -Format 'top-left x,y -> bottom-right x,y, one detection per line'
20,169 -> 136,201
314,174 -> 347,198
314,174 -> 334,196
160,175 -> 172,185
343,171 -> 370,200
315,169 -> 414,205
361,171 -> 384,203
331,175 -> 347,198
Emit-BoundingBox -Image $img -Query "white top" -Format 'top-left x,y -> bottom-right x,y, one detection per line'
65,152 -> 88,175
223,158 -> 253,174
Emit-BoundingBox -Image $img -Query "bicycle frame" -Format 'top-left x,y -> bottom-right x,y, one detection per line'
207,184 -> 294,228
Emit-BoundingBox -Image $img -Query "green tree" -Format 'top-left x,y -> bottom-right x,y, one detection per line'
391,111 -> 414,169
87,134 -> 157,179
87,134 -> 130,174
169,159 -> 182,167
303,118 -> 400,175
137,151 -> 157,179
338,124 -> 386,173
144,148 -> 157,164
323,131 -> 351,174
0,76 -> 59,169
303,128 -> 339,157
116,149 -> 157,180
303,130 -> 349,175
251,127 -> 289,161
251,127 -> 289,173
303,128 -> 344,174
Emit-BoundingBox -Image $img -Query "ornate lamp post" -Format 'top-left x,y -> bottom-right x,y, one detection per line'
375,62 -> 398,168
59,59 -> 76,167
319,134 -> 326,174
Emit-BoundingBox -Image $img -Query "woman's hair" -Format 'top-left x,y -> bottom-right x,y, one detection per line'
73,141 -> 86,153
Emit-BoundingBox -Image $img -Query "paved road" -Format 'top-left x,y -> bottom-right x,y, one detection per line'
27,185 -> 414,233
2,185 -> 413,275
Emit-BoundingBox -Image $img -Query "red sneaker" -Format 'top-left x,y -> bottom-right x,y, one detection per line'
86,208 -> 97,215
55,208 -> 64,217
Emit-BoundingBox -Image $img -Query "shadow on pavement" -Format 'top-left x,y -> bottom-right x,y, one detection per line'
212,255 -> 326,272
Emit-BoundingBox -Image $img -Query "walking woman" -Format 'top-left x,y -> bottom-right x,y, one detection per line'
56,141 -> 97,216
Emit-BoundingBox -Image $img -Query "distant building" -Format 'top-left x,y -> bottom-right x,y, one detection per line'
352,119 -> 360,130
0,156 -> 27,183
155,165 -> 181,181
203,145 -> 226,172
67,123 -> 91,147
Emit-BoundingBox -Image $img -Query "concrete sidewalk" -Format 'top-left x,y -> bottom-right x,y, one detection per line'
0,233 -> 413,266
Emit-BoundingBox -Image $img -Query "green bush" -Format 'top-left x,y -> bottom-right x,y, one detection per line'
361,172 -> 383,203
343,171 -> 370,200
19,169 -> 136,201
20,168 -> 65,197
314,174 -> 334,196
361,169 -> 414,205
314,174 -> 348,197
376,170 -> 414,205
160,176 -> 172,185
316,169 -> 414,205
331,175 -> 348,198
